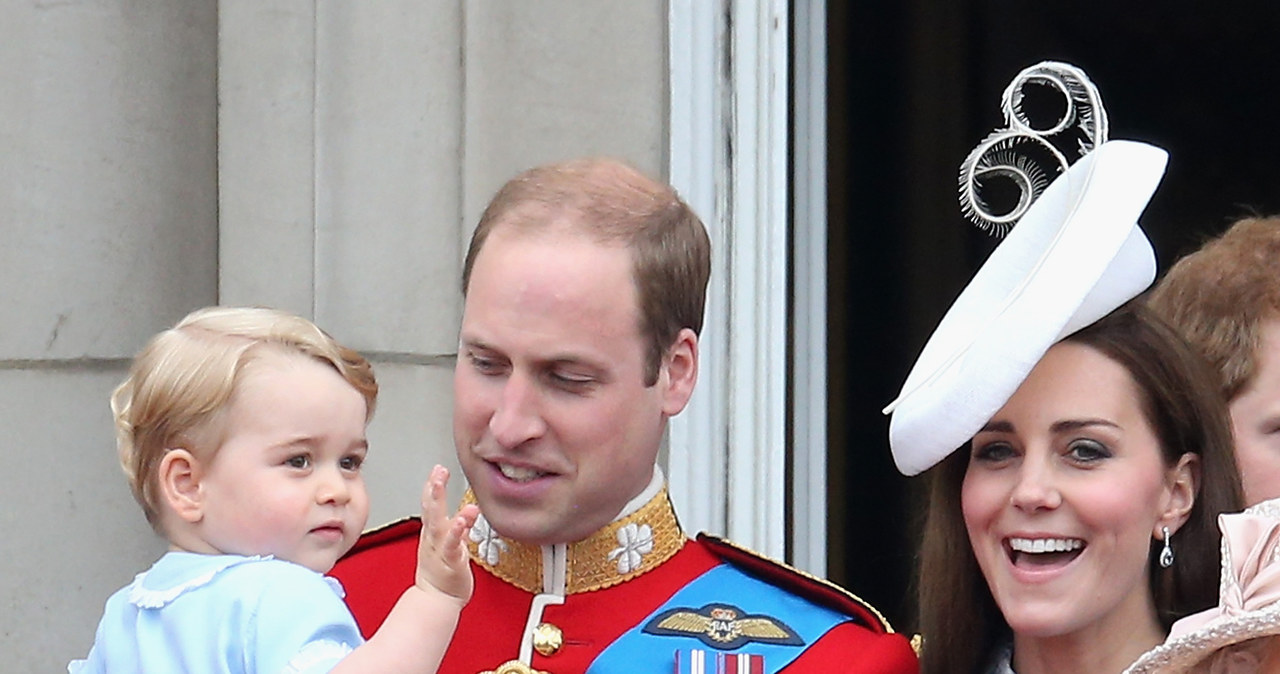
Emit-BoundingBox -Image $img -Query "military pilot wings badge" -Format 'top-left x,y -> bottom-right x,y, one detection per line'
642,603 -> 804,650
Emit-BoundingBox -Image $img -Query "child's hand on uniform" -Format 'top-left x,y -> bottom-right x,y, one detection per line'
415,465 -> 479,603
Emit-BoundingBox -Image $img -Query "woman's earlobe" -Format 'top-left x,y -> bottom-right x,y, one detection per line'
159,449 -> 204,524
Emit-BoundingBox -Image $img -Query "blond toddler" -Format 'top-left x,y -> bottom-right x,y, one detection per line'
70,306 -> 477,674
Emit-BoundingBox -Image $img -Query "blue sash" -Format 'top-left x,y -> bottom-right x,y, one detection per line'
586,563 -> 849,673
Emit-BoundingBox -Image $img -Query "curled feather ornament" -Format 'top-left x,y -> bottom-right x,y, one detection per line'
959,61 -> 1109,235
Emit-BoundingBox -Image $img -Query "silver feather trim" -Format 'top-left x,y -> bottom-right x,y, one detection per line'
959,61 -> 1109,235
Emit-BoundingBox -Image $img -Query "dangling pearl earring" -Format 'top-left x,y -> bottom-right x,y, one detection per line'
1159,526 -> 1175,568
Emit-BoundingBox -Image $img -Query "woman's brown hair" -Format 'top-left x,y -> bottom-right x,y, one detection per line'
914,300 -> 1243,674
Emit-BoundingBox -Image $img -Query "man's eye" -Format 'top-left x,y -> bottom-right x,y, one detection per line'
550,371 -> 593,390
469,353 -> 503,374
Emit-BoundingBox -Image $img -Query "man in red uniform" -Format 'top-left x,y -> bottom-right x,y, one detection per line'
332,158 -> 918,674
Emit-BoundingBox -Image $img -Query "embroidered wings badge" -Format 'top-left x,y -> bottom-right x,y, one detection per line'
642,603 -> 804,650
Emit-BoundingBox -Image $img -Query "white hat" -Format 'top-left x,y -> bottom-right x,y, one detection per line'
1125,499 -> 1280,674
883,65 -> 1168,475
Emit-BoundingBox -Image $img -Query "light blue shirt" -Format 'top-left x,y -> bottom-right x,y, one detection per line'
70,552 -> 363,673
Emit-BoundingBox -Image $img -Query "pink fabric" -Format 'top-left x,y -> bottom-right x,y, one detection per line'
1169,511 -> 1280,639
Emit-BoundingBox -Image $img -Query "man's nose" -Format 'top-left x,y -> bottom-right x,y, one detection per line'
489,371 -> 547,448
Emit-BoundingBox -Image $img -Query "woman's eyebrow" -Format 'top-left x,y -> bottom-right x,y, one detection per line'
978,420 -> 1014,433
1050,418 -> 1121,433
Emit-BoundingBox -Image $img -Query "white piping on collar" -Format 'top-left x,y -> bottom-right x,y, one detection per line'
516,465 -> 665,664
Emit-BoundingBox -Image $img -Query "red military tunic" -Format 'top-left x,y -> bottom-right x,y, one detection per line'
331,486 -> 917,674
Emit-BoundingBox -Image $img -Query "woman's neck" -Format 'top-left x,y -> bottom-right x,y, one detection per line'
1010,611 -> 1164,674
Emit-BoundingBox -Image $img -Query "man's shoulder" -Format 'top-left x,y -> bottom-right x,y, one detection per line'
343,516 -> 422,556
691,533 -> 898,636
335,520 -> 900,637
632,534 -> 918,672
332,517 -> 423,582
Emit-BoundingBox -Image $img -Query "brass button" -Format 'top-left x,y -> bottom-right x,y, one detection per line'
483,661 -> 549,674
532,621 -> 564,656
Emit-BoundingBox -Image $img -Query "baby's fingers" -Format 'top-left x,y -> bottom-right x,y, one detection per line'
446,504 -> 481,558
419,465 -> 452,544
414,465 -> 476,600
422,464 -> 448,506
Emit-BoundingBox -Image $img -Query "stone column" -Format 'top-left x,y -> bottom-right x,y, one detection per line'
0,2 -> 218,670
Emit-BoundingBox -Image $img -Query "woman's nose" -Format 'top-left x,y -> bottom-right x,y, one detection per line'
1009,457 -> 1062,511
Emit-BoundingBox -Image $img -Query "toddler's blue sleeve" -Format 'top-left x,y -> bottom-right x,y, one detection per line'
241,561 -> 365,674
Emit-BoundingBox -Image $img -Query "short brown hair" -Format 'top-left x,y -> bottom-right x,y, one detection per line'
1148,216 -> 1280,401
113,306 -> 378,531
461,158 -> 711,385
914,301 -> 1243,674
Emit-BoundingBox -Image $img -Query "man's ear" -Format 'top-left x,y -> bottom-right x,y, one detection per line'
159,449 -> 205,524
660,328 -> 699,416
1156,452 -> 1200,537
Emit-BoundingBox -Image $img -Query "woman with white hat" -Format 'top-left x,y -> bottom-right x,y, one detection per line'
909,301 -> 1243,674
886,62 -> 1245,674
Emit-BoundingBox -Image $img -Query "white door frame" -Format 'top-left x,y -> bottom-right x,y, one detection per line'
666,0 -> 828,575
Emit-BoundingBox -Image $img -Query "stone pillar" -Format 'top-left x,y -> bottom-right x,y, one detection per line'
0,2 -> 218,670
218,0 -> 467,525
13,1 -> 668,669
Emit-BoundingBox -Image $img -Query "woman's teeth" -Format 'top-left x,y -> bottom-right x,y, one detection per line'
1009,537 -> 1084,554
498,463 -> 545,482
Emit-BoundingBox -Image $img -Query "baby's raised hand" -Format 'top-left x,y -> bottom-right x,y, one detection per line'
415,465 -> 479,603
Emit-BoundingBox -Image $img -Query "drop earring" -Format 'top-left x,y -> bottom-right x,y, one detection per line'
1159,526 -> 1174,568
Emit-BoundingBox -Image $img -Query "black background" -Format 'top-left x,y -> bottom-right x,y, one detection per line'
820,1 -> 1280,633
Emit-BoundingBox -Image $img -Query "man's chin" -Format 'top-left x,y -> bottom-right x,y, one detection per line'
485,511 -> 600,547
487,516 -> 563,546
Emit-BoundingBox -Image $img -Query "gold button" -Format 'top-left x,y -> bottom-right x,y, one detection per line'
483,661 -> 549,674
532,621 -> 564,656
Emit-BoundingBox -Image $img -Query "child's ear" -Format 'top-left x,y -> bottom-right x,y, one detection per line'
159,449 -> 205,523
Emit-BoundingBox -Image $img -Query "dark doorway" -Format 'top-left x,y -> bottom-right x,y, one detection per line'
821,1 -> 1280,634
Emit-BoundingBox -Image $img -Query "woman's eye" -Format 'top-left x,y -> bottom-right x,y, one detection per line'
971,441 -> 1016,464
285,455 -> 310,469
1067,439 -> 1112,463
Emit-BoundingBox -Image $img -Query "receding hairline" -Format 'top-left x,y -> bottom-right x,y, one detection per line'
461,221 -> 646,332
463,206 -> 641,297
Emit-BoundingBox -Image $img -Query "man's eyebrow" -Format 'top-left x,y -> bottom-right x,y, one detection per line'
457,339 -> 603,369
540,351 -> 607,370
458,335 -> 495,350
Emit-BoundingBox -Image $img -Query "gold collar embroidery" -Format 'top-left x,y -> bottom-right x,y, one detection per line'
463,486 -> 686,594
